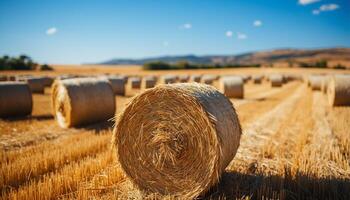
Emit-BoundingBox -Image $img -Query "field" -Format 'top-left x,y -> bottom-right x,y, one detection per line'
1,65 -> 350,199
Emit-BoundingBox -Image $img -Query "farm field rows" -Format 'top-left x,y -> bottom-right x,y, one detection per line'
0,67 -> 350,199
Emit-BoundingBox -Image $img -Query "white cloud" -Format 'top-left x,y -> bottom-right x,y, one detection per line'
312,9 -> 320,15
163,41 -> 169,47
320,4 -> 339,11
298,0 -> 320,5
180,23 -> 192,29
253,20 -> 262,27
46,27 -> 57,35
237,32 -> 247,40
313,4 -> 339,15
226,31 -> 233,37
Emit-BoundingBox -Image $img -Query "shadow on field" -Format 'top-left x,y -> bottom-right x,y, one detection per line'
204,170 -> 350,200
2,114 -> 53,121
79,120 -> 114,133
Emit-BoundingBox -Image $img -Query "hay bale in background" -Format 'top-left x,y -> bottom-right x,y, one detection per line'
161,75 -> 177,84
178,75 -> 189,83
219,76 -> 244,98
42,76 -> 54,87
321,76 -> 330,94
7,75 -> 16,81
0,82 -> 32,117
190,75 -> 201,83
308,75 -> 323,91
201,75 -> 215,85
252,75 -> 263,84
240,75 -> 250,83
26,77 -> 46,93
327,75 -> 350,106
129,77 -> 141,89
142,76 -> 157,89
0,75 -> 7,81
113,83 -> 241,198
269,74 -> 283,87
51,77 -> 115,128
107,76 -> 126,95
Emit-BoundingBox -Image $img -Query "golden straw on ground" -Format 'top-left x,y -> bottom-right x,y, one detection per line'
51,77 -> 115,128
0,82 -> 32,117
113,83 -> 242,198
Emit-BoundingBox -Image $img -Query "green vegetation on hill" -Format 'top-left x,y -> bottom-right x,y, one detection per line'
143,61 -> 260,70
0,55 -> 53,71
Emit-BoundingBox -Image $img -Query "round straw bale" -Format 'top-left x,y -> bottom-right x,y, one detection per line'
219,76 -> 244,98
321,76 -> 330,94
0,82 -> 32,117
0,75 -> 7,81
178,75 -> 189,83
327,75 -> 350,106
190,74 -> 201,82
141,76 -> 157,89
113,83 -> 242,198
26,77 -> 46,93
308,75 -> 323,90
269,74 -> 283,87
51,77 -> 115,128
240,75 -> 250,83
252,75 -> 263,84
201,75 -> 215,85
42,76 -> 54,87
8,75 -> 16,81
106,76 -> 126,95
128,77 -> 141,89
161,75 -> 177,84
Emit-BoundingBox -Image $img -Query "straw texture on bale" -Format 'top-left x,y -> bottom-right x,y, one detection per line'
219,76 -> 244,98
269,74 -> 283,87
308,75 -> 323,91
201,75 -> 215,85
161,75 -> 177,84
327,75 -> 350,106
0,82 -> 32,117
113,83 -> 242,198
141,76 -> 157,89
129,77 -> 141,89
107,76 -> 126,95
190,75 -> 201,83
26,77 -> 46,93
51,77 -> 115,128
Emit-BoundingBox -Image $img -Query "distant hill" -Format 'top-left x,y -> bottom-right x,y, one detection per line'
99,47 -> 350,68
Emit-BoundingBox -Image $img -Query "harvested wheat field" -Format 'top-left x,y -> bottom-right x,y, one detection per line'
1,66 -> 350,200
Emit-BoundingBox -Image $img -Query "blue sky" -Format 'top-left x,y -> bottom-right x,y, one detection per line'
0,0 -> 349,64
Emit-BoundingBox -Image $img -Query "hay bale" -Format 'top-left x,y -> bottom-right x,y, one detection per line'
129,77 -> 141,89
240,75 -> 250,83
0,75 -> 7,81
308,75 -> 323,91
113,83 -> 242,198
51,77 -> 115,128
26,77 -> 46,93
269,74 -> 283,87
327,75 -> 350,106
178,75 -> 189,83
7,75 -> 16,81
42,76 -> 54,87
161,75 -> 177,84
219,76 -> 244,98
0,82 -> 32,117
107,76 -> 126,95
190,75 -> 201,82
141,76 -> 157,89
252,75 -> 263,84
321,76 -> 330,94
201,75 -> 215,85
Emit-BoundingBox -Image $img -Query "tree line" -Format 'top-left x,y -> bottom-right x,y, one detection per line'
0,55 -> 53,71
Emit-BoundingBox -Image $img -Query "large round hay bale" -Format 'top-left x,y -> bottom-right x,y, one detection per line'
178,75 -> 189,83
201,75 -> 215,85
51,78 -> 115,128
308,75 -> 323,91
129,77 -> 141,89
190,75 -> 201,82
113,83 -> 242,198
269,74 -> 283,87
141,76 -> 157,89
161,75 -> 177,84
26,77 -> 46,93
252,75 -> 263,84
327,75 -> 350,106
219,76 -> 244,98
107,76 -> 126,95
0,82 -> 32,117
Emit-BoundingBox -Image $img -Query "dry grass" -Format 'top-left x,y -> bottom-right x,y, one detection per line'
1,67 -> 349,200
